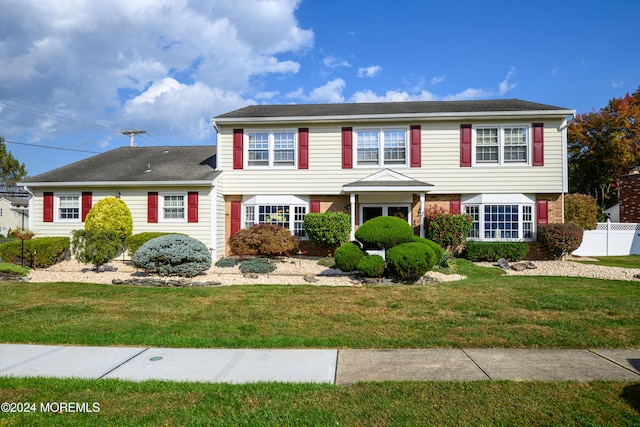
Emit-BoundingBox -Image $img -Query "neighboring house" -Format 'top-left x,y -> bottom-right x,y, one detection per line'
20,146 -> 224,259
617,169 -> 640,223
212,99 -> 575,256
0,195 -> 29,236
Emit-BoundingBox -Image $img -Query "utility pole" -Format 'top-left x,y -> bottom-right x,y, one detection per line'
121,130 -> 146,147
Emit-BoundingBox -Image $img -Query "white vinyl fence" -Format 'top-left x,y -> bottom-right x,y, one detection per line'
572,222 -> 640,256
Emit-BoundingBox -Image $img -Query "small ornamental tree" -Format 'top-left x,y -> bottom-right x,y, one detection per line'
303,211 -> 351,255
229,224 -> 297,257
355,216 -> 414,249
537,223 -> 584,259
564,193 -> 601,230
426,212 -> 473,253
85,197 -> 133,240
71,229 -> 122,272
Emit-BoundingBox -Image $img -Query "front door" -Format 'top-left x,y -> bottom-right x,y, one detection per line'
360,204 -> 411,224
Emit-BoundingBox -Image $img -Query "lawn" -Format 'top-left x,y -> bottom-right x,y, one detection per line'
1,260 -> 639,425
571,254 -> 640,268
0,260 -> 639,349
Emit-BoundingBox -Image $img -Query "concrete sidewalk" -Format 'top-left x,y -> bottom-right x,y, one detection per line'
1,344 -> 639,385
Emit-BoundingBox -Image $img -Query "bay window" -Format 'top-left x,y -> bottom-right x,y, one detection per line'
242,196 -> 309,237
463,194 -> 535,241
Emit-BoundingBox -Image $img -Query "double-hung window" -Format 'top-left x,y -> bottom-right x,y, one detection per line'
58,195 -> 80,220
355,128 -> 407,167
474,125 -> 529,165
162,194 -> 185,221
247,130 -> 296,168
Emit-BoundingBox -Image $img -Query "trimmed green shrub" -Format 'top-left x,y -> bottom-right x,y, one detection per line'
334,241 -> 365,272
71,229 -> 122,272
463,241 -> 530,262
229,224 -> 297,257
0,236 -> 70,268
386,242 -> 435,281
426,212 -> 473,252
303,211 -> 351,254
412,236 -> 444,263
125,232 -> 184,257
564,193 -> 601,230
537,223 -> 584,259
133,235 -> 211,277
355,216 -> 414,249
84,197 -> 133,240
238,257 -> 277,274
357,255 -> 385,278
215,257 -> 239,268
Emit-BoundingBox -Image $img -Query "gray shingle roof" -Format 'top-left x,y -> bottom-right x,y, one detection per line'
214,99 -> 571,120
22,146 -> 218,184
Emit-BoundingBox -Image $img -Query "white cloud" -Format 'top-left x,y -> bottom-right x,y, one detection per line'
308,79 -> 346,103
498,67 -> 517,96
612,80 -> 624,88
430,75 -> 446,85
323,56 -> 351,68
357,66 -> 382,78
351,89 -> 438,103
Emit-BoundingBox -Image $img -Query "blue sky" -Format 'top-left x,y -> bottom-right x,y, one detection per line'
0,0 -> 637,177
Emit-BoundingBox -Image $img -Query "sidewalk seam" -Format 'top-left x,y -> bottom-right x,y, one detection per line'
461,349 -> 493,381
589,349 -> 640,378
98,348 -> 149,379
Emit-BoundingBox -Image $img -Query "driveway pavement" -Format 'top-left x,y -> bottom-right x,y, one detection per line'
1,344 -> 639,384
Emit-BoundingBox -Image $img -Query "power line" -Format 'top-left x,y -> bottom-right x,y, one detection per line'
4,140 -> 101,154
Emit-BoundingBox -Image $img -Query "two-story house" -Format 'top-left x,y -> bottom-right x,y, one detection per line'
20,99 -> 574,260
212,99 -> 575,255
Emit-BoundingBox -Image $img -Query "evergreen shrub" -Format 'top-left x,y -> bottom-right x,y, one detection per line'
426,212 -> 473,251
125,232 -> 183,257
238,258 -> 276,274
463,241 -> 530,262
71,229 -> 122,272
334,241 -> 365,272
355,216 -> 414,249
303,211 -> 351,254
564,193 -> 601,230
0,236 -> 70,268
84,197 -> 133,240
412,236 -> 444,262
357,255 -> 385,278
386,242 -> 435,281
215,257 -> 239,268
132,234 -> 211,277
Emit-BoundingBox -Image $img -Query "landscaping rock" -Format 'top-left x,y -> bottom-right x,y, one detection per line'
497,258 -> 510,270
111,278 -> 221,287
303,274 -> 319,283
510,263 -> 527,272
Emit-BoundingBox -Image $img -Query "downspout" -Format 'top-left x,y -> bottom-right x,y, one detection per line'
22,185 -> 35,231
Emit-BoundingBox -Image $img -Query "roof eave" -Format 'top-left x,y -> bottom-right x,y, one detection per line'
214,109 -> 577,125
343,185 -> 435,193
19,180 -> 218,187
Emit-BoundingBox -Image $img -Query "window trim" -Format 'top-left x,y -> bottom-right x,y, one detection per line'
353,127 -> 409,168
244,129 -> 298,169
472,124 -> 531,167
241,196 -> 310,238
55,193 -> 81,222
463,201 -> 535,242
160,193 -> 186,222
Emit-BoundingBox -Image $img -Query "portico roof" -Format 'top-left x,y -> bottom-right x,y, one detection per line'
343,169 -> 434,193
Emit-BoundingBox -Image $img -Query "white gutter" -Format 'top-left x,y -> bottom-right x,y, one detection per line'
18,180 -> 218,187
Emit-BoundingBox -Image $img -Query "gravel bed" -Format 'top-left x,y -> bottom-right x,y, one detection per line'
24,257 -> 640,286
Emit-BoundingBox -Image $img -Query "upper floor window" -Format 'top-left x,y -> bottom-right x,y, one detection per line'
58,195 -> 80,220
355,128 -> 407,167
474,125 -> 529,165
247,130 -> 296,168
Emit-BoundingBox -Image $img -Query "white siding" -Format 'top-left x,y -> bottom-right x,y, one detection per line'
27,186 -> 214,249
218,119 -> 566,196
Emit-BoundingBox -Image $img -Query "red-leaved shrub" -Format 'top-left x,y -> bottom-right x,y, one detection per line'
537,223 -> 584,259
229,224 -> 297,257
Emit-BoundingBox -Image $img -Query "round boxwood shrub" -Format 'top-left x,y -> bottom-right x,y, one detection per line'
386,242 -> 435,281
132,234 -> 211,277
357,255 -> 385,278
355,216 -> 414,249
412,236 -> 444,262
334,241 -> 365,272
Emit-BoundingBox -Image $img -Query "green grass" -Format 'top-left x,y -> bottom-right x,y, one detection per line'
572,254 -> 640,268
0,262 -> 30,276
0,377 -> 638,426
1,260 -> 638,348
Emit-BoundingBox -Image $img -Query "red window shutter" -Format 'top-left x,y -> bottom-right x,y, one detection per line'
449,200 -> 461,214
537,200 -> 548,224
460,124 -> 472,167
410,125 -> 421,168
147,192 -> 158,223
341,127 -> 353,169
310,200 -> 321,213
230,200 -> 242,237
233,129 -> 244,170
81,192 -> 92,222
43,192 -> 54,222
532,123 -> 544,166
187,192 -> 198,223
298,128 -> 309,169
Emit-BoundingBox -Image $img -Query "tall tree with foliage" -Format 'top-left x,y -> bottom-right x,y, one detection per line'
568,87 -> 640,209
0,137 -> 27,186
